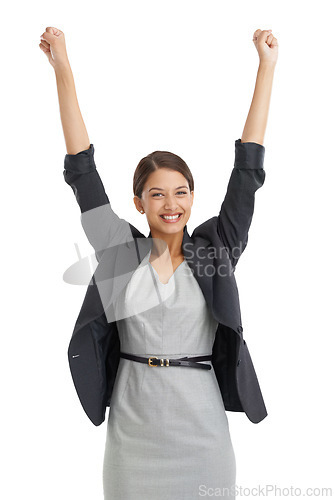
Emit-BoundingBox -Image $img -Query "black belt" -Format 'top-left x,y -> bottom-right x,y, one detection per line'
120,352 -> 212,370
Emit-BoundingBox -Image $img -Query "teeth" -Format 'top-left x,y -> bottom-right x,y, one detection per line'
161,214 -> 180,220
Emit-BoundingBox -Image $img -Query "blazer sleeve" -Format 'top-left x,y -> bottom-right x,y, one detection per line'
63,144 -> 133,254
217,139 -> 266,269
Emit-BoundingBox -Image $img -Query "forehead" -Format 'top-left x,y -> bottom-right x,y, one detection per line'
144,168 -> 188,190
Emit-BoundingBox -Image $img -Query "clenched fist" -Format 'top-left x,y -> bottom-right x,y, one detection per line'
253,29 -> 278,66
39,27 -> 69,70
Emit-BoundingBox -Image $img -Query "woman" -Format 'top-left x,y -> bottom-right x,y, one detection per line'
40,26 -> 278,499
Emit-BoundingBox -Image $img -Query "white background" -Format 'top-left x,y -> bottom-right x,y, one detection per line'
1,0 -> 333,498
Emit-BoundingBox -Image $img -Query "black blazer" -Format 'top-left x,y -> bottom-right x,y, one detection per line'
63,139 -> 268,426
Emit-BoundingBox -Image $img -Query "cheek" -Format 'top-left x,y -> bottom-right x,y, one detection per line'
145,199 -> 159,213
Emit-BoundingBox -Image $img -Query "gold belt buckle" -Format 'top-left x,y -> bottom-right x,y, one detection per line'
148,356 -> 170,367
148,356 -> 158,367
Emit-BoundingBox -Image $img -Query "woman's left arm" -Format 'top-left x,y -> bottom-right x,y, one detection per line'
216,29 -> 278,268
241,29 -> 278,146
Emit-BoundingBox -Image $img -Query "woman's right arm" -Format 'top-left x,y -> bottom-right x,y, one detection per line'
40,27 -> 133,254
40,27 -> 90,154
55,64 -> 91,154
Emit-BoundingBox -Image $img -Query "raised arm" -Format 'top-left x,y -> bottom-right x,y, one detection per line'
240,29 -> 278,145
40,27 -> 90,154
40,27 -> 133,254
217,139 -> 265,269
217,29 -> 278,268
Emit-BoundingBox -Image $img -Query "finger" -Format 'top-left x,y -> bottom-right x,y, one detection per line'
267,35 -> 278,47
41,27 -> 61,42
46,26 -> 63,37
254,28 -> 271,42
40,31 -> 56,43
258,29 -> 272,41
39,42 -> 50,53
253,29 -> 261,41
39,39 -> 50,49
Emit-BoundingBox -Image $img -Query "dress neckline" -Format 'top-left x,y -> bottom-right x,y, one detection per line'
148,259 -> 185,286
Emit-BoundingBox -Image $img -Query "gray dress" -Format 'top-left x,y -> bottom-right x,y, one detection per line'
103,249 -> 236,499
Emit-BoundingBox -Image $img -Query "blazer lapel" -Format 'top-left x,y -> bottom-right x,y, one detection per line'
182,224 -> 242,337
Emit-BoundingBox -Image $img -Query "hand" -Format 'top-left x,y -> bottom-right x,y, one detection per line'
253,29 -> 278,66
39,27 -> 69,70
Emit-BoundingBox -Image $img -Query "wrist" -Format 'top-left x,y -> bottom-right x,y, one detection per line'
54,60 -> 72,76
258,60 -> 276,71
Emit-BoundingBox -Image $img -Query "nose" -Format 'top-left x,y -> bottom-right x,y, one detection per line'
164,196 -> 179,211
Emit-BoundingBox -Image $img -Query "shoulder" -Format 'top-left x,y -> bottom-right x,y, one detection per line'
129,222 -> 146,240
191,216 -> 219,243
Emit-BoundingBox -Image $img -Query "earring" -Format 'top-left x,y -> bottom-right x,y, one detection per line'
140,210 -> 144,214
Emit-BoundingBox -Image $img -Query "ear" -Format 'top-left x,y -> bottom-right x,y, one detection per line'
133,196 -> 142,212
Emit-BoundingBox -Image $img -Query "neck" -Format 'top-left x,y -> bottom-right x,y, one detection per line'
149,227 -> 185,259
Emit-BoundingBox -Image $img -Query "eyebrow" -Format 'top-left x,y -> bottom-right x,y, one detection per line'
148,186 -> 189,192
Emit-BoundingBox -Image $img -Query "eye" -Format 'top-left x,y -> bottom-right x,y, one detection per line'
152,191 -> 187,197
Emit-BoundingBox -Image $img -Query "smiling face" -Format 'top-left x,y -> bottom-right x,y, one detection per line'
134,168 -> 194,238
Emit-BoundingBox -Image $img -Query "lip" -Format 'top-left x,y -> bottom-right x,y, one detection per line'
160,213 -> 182,216
159,213 -> 183,223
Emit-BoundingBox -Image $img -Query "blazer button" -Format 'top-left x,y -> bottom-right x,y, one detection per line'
237,359 -> 241,366
237,325 -> 243,333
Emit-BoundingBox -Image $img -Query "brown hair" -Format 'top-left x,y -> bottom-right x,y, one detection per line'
133,151 -> 194,199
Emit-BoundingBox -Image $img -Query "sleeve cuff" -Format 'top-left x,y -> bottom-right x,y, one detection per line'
234,138 -> 265,170
64,144 -> 96,173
